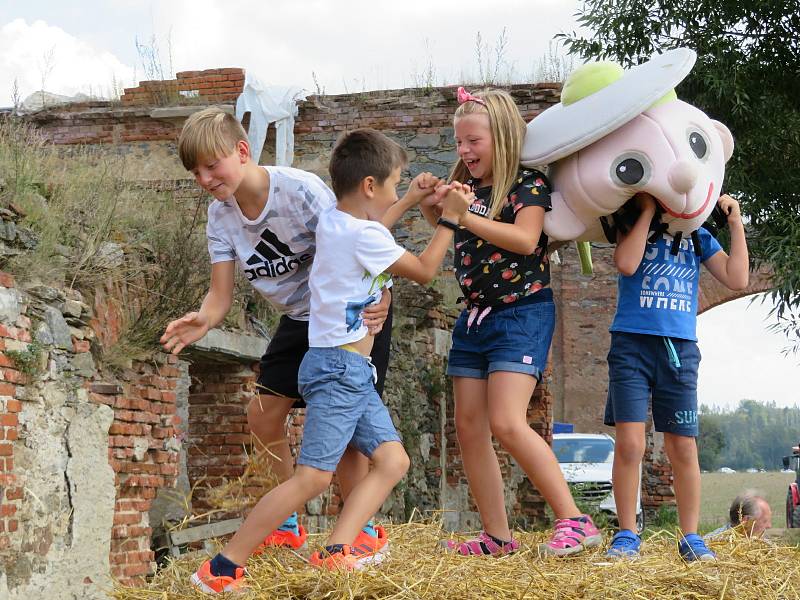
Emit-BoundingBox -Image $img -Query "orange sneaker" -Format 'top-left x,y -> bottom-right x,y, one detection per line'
252,523 -> 308,555
350,524 -> 389,566
191,559 -> 246,594
309,545 -> 361,571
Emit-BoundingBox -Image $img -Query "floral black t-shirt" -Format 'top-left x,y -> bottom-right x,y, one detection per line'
454,168 -> 552,308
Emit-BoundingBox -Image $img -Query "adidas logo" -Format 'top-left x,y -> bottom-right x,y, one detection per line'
244,227 -> 312,281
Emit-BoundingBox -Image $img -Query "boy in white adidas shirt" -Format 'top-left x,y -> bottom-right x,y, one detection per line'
189,127 -> 472,591
161,109 -> 440,585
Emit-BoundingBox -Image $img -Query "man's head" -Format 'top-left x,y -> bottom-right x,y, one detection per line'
729,490 -> 772,536
329,128 -> 408,218
178,107 -> 251,199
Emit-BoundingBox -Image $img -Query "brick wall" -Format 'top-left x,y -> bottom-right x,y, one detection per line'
88,357 -> 183,584
120,68 -> 245,106
0,272 -> 22,552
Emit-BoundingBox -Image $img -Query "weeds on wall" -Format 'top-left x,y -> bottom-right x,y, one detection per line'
0,116 -> 208,368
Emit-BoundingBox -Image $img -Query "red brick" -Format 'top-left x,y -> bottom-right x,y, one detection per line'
0,272 -> 15,288
0,444 -> 12,457
0,504 -> 16,517
5,487 -> 23,500
73,340 -> 91,353
5,400 -> 21,413
2,370 -> 25,384
0,383 -> 16,397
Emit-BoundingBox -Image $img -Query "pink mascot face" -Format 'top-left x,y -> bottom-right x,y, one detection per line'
552,99 -> 734,238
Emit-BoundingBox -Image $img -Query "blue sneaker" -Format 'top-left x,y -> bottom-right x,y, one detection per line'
678,533 -> 717,562
606,529 -> 641,559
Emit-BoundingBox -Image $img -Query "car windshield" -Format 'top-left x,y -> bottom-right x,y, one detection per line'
553,438 -> 615,464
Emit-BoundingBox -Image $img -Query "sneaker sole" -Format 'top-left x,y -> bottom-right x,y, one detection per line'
191,572 -> 243,594
539,533 -> 604,557
353,540 -> 389,566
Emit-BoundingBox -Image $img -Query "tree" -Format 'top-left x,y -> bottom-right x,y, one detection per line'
558,1 -> 800,351
698,413 -> 726,471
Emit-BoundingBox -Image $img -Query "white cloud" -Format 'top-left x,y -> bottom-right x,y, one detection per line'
0,18 -> 135,106
698,294 -> 800,411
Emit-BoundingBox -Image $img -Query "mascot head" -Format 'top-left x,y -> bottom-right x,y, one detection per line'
522,48 -> 734,242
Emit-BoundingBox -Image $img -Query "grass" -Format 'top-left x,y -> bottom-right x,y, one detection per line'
700,471 -> 795,530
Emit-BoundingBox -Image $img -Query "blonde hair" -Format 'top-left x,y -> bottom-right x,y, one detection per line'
178,107 -> 248,171
450,89 -> 526,219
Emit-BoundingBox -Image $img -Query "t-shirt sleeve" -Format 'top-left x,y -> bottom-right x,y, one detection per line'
295,173 -> 337,233
698,227 -> 723,263
206,207 -> 236,263
354,223 -> 406,278
509,169 -> 552,216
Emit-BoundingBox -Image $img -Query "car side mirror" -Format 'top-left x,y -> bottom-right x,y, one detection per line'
783,456 -> 791,469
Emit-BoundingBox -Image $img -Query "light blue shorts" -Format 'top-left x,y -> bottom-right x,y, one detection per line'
297,347 -> 402,471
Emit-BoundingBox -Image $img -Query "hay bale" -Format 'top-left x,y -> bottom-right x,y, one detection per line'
113,522 -> 800,599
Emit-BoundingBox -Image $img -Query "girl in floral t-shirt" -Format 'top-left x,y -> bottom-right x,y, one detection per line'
422,88 -> 602,557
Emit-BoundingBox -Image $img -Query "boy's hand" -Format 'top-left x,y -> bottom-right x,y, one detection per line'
718,194 -> 742,224
403,172 -> 441,206
160,312 -> 210,355
441,183 -> 475,223
363,289 -> 391,335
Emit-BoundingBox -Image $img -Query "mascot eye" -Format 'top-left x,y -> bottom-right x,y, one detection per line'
615,159 -> 644,184
688,130 -> 708,159
610,152 -> 651,187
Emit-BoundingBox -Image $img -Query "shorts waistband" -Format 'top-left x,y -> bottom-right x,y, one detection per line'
466,287 -> 553,313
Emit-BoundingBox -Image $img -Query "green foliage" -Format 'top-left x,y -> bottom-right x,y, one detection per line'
650,503 -> 679,531
558,1 -> 800,351
6,340 -> 45,377
698,400 -> 800,471
0,116 -> 208,367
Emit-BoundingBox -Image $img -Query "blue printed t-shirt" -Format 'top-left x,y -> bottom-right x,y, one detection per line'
454,168 -> 552,308
610,227 -> 722,341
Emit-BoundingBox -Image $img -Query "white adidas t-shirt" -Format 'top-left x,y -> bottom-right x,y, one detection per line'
206,166 -> 336,320
308,206 -> 405,348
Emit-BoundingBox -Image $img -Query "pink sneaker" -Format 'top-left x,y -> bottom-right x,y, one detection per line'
538,515 -> 603,556
442,531 -> 519,556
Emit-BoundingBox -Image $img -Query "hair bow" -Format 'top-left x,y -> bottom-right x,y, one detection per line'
457,86 -> 486,106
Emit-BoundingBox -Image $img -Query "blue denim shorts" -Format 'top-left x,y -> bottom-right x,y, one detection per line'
297,347 -> 402,472
446,289 -> 555,381
604,331 -> 701,437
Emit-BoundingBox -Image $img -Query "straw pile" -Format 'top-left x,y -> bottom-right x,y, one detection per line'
114,520 -> 800,600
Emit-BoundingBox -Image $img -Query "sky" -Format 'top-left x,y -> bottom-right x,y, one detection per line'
0,1 -> 798,411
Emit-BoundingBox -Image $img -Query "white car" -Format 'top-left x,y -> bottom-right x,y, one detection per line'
717,467 -> 736,474
553,433 -> 645,531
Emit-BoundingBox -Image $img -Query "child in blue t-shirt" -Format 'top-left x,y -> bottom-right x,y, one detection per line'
605,192 -> 749,561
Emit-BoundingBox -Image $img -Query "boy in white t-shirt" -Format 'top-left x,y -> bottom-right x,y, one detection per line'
191,128 -> 473,591
161,109 -> 440,582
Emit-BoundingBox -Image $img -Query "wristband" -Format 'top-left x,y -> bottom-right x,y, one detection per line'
437,217 -> 460,232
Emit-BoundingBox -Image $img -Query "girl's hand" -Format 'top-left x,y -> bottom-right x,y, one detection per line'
404,172 -> 441,206
718,194 -> 742,224
441,184 -> 474,222
160,312 -> 210,355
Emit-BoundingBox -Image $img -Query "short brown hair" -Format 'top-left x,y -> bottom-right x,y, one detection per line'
328,128 -> 407,198
178,107 -> 248,171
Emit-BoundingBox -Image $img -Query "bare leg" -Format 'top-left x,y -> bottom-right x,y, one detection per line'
486,372 -> 580,519
664,432 -> 701,533
247,394 -> 295,482
336,446 -> 371,501
221,466 -> 332,565
453,376 -> 511,540
327,442 -> 409,545
611,422 -> 646,532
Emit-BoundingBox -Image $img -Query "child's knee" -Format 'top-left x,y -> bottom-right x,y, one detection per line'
488,416 -> 526,447
294,466 -> 333,497
374,442 -> 409,481
665,434 -> 697,463
615,437 -> 646,463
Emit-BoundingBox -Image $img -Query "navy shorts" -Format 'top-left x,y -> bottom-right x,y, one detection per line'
257,301 -> 392,408
604,331 -> 701,436
297,347 -> 402,472
446,289 -> 555,381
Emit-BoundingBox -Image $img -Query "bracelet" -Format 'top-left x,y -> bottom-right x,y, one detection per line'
437,217 -> 460,232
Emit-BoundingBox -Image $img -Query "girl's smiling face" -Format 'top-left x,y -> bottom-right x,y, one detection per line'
455,112 -> 494,185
